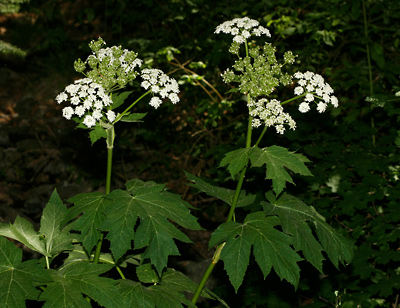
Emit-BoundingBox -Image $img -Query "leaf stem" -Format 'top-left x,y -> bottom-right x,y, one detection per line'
114,90 -> 151,123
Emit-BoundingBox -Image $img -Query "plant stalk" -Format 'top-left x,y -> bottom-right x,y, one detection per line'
93,126 -> 115,264
192,110 -> 254,305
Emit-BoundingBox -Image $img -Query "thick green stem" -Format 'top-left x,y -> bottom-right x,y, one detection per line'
192,111 -> 254,305
93,126 -> 114,264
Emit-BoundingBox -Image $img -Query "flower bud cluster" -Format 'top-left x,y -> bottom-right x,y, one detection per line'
140,68 -> 180,109
293,71 -> 338,113
222,43 -> 293,97
55,78 -> 116,128
74,38 -> 143,92
248,98 -> 296,134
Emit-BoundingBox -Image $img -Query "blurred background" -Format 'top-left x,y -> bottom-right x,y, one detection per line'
1,0 -> 400,307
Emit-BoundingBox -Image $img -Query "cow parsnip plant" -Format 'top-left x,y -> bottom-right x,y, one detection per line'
189,17 -> 352,305
0,18 -> 353,308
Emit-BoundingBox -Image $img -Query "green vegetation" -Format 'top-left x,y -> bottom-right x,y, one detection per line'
1,0 -> 400,307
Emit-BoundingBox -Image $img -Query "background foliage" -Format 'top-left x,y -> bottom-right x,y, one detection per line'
1,0 -> 400,307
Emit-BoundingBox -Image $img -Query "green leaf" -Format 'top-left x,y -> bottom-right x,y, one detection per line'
68,192 -> 113,254
220,148 -> 252,178
102,180 -> 201,273
134,216 -> 182,274
111,91 -> 133,110
39,262 -> 122,308
89,124 -> 107,145
119,269 -> 201,308
210,212 -> 301,291
0,237 -> 51,307
249,146 -> 312,195
0,216 -> 47,256
263,192 -> 354,269
120,112 -> 147,122
101,190 -> 139,262
119,280 -> 155,308
136,263 -> 160,284
185,171 -> 256,208
370,43 -> 385,69
39,189 -> 74,258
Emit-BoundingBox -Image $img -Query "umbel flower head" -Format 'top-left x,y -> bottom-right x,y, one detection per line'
215,16 -> 271,45
55,78 -> 115,128
215,17 -> 339,134
140,68 -> 180,108
293,71 -> 338,113
249,98 -> 296,134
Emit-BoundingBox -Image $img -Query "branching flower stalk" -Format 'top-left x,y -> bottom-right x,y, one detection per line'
55,37 -> 180,266
192,17 -> 339,305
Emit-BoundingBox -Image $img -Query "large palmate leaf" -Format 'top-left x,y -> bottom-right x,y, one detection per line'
39,190 -> 74,257
68,192 -> 113,254
263,192 -> 354,270
185,171 -> 256,208
0,237 -> 51,308
249,146 -> 312,195
101,179 -> 202,272
39,262 -> 122,308
219,146 -> 312,195
210,211 -> 302,292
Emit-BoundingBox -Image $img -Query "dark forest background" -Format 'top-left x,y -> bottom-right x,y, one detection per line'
1,0 -> 400,307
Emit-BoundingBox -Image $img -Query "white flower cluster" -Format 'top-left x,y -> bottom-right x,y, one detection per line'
55,78 -> 116,128
215,17 -> 271,44
293,71 -> 339,113
140,68 -> 180,109
248,98 -> 296,134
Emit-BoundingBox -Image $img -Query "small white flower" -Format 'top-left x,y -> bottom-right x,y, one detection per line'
305,93 -> 314,102
276,124 -> 285,134
149,96 -> 162,109
65,84 -> 79,95
294,86 -> 304,96
242,30 -> 251,38
233,35 -> 245,44
169,93 -> 180,104
317,102 -> 327,113
56,92 -> 68,104
94,101 -> 103,109
75,105 -> 85,117
293,72 -> 303,79
304,71 -> 313,80
306,84 -> 315,92
106,110 -> 116,122
62,107 -> 74,119
331,96 -> 339,107
92,109 -> 103,120
83,115 -> 96,128
252,118 -> 262,128
141,81 -> 151,90
299,102 -> 310,113
70,96 -> 80,105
